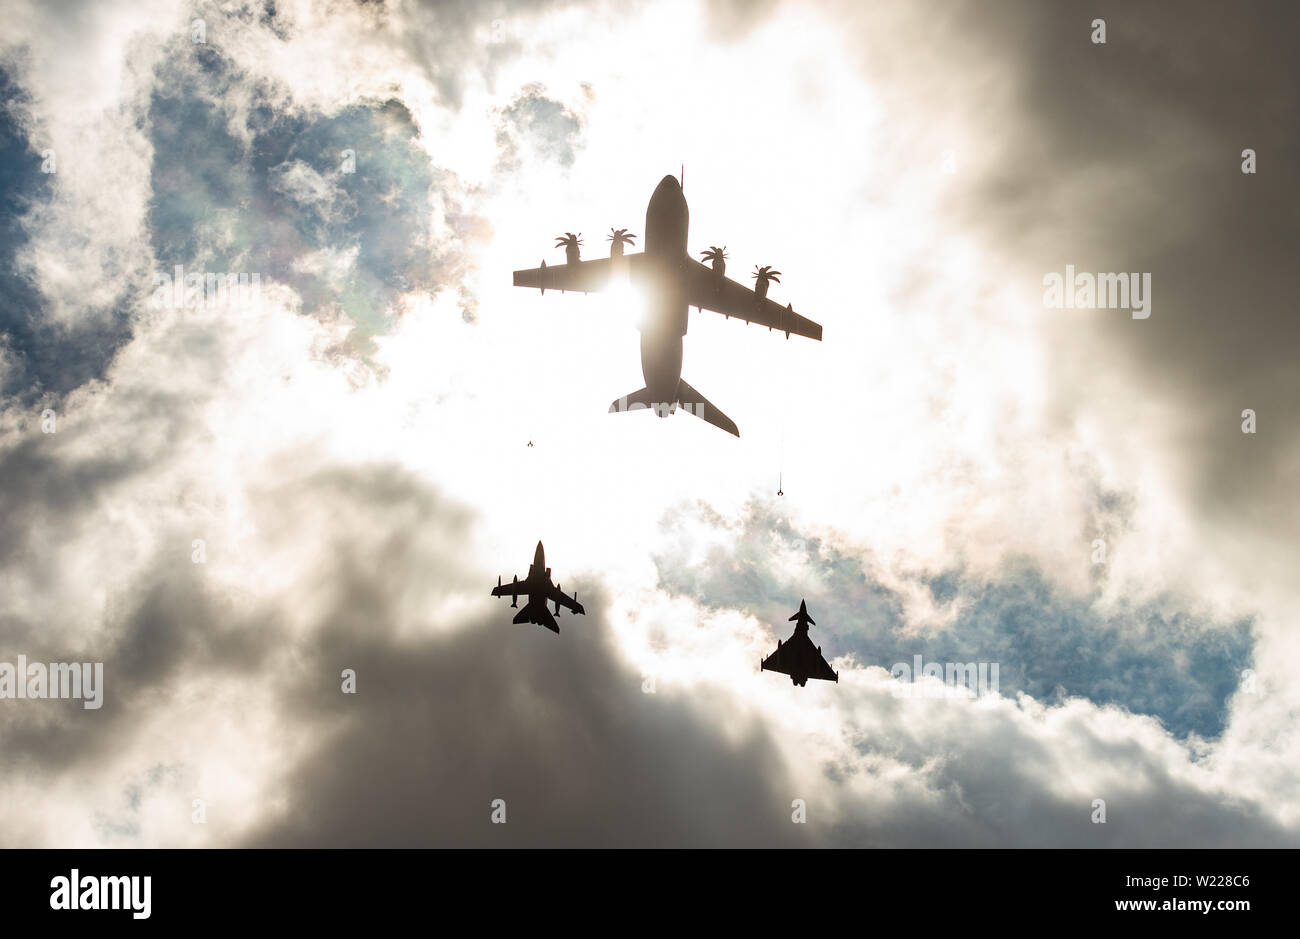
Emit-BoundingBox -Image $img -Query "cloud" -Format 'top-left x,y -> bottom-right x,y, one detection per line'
0,284 -> 807,845
147,40 -> 488,337
493,82 -> 587,174
244,585 -> 804,848
1,0 -> 1297,850
917,0 -> 1300,556
0,66 -> 132,400
655,499 -> 1255,739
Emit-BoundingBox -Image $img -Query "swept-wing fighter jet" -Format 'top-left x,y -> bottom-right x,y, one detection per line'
513,174 -> 823,437
491,541 -> 585,634
761,600 -> 838,686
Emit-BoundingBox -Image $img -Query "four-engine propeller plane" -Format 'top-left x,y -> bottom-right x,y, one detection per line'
513,174 -> 823,437
761,600 -> 839,687
491,541 -> 585,634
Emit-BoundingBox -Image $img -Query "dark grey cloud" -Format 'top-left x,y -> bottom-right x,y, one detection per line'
235,469 -> 805,847
919,0 -> 1300,540
825,700 -> 1297,848
3,456 -> 1288,847
0,540 -> 278,780
654,499 -> 1254,739
0,444 -> 806,847
245,595 -> 806,848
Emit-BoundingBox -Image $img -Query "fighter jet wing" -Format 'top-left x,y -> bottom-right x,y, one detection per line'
806,649 -> 839,682
684,260 -> 822,341
513,254 -> 646,294
761,633 -> 838,682
760,639 -> 798,675
546,581 -> 585,616
491,579 -> 530,598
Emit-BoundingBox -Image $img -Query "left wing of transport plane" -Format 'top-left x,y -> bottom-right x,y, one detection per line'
512,255 -> 648,294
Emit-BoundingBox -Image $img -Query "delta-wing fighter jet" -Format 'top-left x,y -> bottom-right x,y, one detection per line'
491,541 -> 585,634
761,600 -> 838,686
513,174 -> 823,437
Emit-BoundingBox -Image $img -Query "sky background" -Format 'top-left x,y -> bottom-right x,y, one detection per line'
1,0 -> 1297,847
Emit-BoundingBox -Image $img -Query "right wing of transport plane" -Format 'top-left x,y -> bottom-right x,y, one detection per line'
512,254 -> 647,294
683,260 -> 822,340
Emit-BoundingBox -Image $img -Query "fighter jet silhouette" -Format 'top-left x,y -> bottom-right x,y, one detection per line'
513,173 -> 823,437
491,541 -> 585,634
761,600 -> 838,686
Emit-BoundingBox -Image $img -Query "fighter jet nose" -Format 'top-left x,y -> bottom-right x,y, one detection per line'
657,174 -> 679,190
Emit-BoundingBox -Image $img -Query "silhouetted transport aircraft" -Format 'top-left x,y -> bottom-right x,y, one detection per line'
513,174 -> 823,437
761,600 -> 838,686
491,541 -> 585,634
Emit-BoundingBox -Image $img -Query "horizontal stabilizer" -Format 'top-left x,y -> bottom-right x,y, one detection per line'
608,387 -> 657,415
675,378 -> 739,437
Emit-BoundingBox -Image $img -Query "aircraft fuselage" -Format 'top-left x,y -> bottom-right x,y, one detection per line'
639,175 -> 691,408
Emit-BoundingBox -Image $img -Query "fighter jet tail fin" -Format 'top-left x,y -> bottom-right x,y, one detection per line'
675,378 -> 739,437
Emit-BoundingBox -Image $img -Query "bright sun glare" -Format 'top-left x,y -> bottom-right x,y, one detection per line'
604,274 -> 648,332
